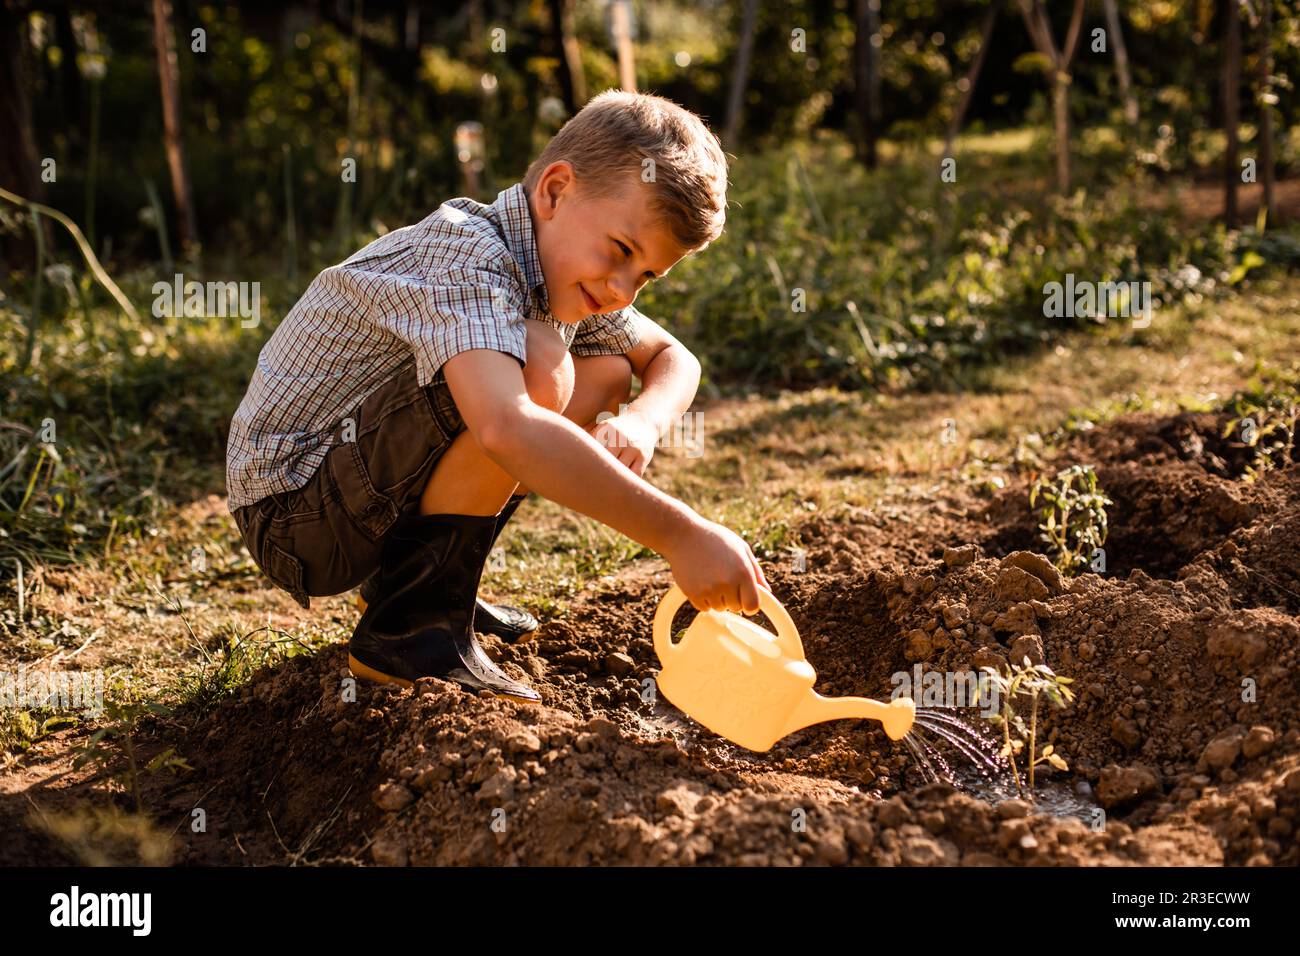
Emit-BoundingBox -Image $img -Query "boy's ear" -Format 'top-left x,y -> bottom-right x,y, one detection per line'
535,161 -> 576,219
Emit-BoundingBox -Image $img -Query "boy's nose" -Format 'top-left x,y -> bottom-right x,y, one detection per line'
603,275 -> 635,309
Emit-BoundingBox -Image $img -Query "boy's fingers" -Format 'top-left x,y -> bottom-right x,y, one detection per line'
745,546 -> 770,591
725,586 -> 742,613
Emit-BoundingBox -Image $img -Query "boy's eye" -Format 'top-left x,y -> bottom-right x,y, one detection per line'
615,238 -> 656,282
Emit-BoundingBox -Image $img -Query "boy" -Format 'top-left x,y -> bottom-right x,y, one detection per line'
226,90 -> 770,705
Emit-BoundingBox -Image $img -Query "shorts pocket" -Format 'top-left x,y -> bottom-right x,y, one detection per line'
328,441 -> 399,542
256,487 -> 326,527
328,362 -> 448,538
264,539 -> 311,609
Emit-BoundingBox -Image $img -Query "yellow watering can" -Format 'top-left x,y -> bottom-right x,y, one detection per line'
652,584 -> 916,753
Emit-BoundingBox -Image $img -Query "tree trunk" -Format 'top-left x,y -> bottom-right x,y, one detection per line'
54,7 -> 82,132
1017,0 -> 1085,193
866,0 -> 882,144
1052,76 -> 1071,192
151,0 -> 198,251
723,0 -> 760,148
610,0 -> 636,92
1223,0 -> 1241,228
0,2 -> 41,203
942,3 -> 999,162
548,0 -> 586,115
1101,0 -> 1138,126
852,0 -> 882,169
0,0 -> 48,269
404,2 -> 419,52
1257,0 -> 1275,225
335,0 -> 363,245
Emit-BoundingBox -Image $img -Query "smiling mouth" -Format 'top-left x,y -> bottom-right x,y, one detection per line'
580,285 -> 601,312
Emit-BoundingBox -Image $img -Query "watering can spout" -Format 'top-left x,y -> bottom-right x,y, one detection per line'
783,692 -> 917,741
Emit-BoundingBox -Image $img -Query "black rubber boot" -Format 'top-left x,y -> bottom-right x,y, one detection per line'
357,492 -> 539,643
347,510 -> 541,703
472,492 -> 540,642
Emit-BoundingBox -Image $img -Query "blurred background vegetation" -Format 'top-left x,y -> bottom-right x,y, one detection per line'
5,1 -> 1299,261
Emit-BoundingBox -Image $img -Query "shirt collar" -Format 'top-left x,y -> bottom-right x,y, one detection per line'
495,182 -> 551,316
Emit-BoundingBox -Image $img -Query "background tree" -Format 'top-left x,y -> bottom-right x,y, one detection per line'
723,0 -> 759,148
1223,0 -> 1241,227
1,0 -> 1294,275
1016,0 -> 1086,193
1253,0 -> 1276,225
941,1 -> 999,165
1101,0 -> 1138,127
0,0 -> 46,268
548,0 -> 587,115
852,0 -> 883,169
151,0 -> 197,251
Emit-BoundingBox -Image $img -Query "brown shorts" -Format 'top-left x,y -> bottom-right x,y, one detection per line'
231,358 -> 465,610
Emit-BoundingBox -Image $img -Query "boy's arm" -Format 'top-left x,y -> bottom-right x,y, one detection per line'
446,346 -> 769,611
617,312 -> 702,441
442,348 -> 701,558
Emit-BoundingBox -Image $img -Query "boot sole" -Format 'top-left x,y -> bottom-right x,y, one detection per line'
354,594 -> 538,644
347,653 -> 540,705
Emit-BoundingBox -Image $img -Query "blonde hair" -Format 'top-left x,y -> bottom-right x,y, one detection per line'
523,89 -> 729,252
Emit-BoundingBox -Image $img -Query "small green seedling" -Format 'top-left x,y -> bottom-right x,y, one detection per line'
1030,464 -> 1113,575
1220,361 -> 1299,482
981,657 -> 1075,799
73,698 -> 191,814
1223,402 -> 1296,484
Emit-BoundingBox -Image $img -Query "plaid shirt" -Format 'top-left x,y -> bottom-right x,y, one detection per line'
225,182 -> 644,511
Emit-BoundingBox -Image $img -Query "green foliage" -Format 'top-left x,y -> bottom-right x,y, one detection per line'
1221,361 -> 1300,482
12,0 -> 1300,265
982,657 -> 1075,799
171,624 -> 319,721
636,139 -> 1258,393
0,266 -> 269,580
1030,464 -> 1113,576
1230,228 -> 1300,286
72,692 -> 189,815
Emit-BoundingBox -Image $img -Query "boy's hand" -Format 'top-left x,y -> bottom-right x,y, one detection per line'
663,517 -> 772,615
588,409 -> 659,477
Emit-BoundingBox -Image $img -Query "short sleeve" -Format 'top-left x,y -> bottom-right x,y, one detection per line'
365,263 -> 530,387
570,302 -> 645,357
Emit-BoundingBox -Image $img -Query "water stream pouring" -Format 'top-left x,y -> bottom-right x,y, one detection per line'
652,584 -> 916,752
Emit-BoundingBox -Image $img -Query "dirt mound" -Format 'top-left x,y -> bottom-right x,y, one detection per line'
983,411 -> 1292,582
56,411 -> 1300,864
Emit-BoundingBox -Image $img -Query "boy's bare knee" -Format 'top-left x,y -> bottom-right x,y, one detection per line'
575,353 -> 632,412
595,354 -> 633,407
522,320 -> 574,412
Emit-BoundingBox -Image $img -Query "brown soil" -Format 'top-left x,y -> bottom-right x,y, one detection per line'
5,410 -> 1300,866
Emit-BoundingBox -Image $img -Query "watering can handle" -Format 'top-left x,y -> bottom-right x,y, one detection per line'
652,583 -> 805,662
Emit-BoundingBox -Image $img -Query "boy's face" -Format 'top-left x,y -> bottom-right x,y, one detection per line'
529,162 -> 689,324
